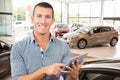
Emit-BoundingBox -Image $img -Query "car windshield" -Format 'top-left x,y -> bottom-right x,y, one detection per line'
55,24 -> 68,28
75,26 -> 90,33
0,41 -> 10,53
72,23 -> 84,28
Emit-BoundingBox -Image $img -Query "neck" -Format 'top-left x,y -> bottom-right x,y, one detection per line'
34,31 -> 50,50
34,31 -> 50,40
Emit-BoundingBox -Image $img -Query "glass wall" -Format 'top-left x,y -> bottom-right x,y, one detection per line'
69,4 -> 79,23
0,0 -> 13,36
103,0 -> 120,26
90,1 -> 101,25
69,1 -> 101,25
68,0 -> 120,26
79,3 -> 90,24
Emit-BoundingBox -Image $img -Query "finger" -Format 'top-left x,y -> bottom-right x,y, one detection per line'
71,61 -> 76,69
75,59 -> 79,66
56,67 -> 61,72
80,60 -> 86,66
53,70 -> 59,75
66,66 -> 73,72
60,69 -> 70,73
57,63 -> 65,67
78,60 -> 86,69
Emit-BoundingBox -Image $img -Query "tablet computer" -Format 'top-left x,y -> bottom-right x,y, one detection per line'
63,53 -> 87,71
57,53 -> 88,76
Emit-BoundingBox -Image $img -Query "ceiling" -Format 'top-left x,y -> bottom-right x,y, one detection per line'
53,0 -> 113,4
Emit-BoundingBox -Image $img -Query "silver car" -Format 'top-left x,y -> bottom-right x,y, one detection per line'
79,59 -> 120,80
63,26 -> 119,49
70,23 -> 86,32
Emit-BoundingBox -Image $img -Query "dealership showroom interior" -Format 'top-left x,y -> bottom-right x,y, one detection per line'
0,0 -> 120,80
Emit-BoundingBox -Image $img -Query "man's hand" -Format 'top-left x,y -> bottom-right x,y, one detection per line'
44,63 -> 65,75
62,60 -> 85,80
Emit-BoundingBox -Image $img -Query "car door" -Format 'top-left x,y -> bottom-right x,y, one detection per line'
100,27 -> 112,43
79,68 -> 120,80
0,40 -> 11,77
87,27 -> 103,46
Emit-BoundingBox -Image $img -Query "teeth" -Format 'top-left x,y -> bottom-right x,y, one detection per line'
40,26 -> 46,29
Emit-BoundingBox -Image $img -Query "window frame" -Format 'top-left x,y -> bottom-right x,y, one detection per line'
79,68 -> 120,80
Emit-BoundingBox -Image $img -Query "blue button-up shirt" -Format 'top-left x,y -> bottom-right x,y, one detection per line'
10,32 -> 72,80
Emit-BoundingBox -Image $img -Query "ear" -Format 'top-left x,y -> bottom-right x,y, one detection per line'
31,16 -> 34,24
52,18 -> 55,24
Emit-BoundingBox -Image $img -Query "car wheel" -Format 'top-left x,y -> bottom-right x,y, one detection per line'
77,39 -> 87,49
110,38 -> 118,46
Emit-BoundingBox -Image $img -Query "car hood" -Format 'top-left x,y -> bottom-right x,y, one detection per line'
83,59 -> 120,70
0,37 -> 14,45
63,32 -> 79,38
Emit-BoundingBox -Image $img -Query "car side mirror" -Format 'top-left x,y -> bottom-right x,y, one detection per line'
88,31 -> 93,35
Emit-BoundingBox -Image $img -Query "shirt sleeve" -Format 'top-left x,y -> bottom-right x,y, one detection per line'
10,42 -> 27,80
62,42 -> 72,64
60,42 -> 72,80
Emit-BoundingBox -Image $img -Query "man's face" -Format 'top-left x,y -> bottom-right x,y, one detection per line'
31,6 -> 54,35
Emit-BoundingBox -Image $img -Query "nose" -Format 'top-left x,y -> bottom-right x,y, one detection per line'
40,17 -> 46,24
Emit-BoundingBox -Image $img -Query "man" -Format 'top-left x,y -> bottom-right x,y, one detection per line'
10,2 -> 84,80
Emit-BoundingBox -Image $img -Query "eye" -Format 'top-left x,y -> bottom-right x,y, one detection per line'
46,15 -> 52,18
37,14 -> 42,18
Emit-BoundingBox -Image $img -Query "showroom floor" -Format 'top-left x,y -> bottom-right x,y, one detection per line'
2,36 -> 120,80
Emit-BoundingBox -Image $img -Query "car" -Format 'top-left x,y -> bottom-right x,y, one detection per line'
79,59 -> 120,80
54,23 -> 69,37
0,39 -> 12,77
24,24 -> 34,31
70,23 -> 86,32
13,21 -> 26,27
63,26 -> 119,49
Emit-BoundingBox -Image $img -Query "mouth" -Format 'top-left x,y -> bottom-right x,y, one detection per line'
39,25 -> 47,29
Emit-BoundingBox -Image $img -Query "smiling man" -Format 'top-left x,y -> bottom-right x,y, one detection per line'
10,2 -> 84,80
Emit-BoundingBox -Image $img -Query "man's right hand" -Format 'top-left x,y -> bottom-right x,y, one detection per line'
43,63 -> 65,75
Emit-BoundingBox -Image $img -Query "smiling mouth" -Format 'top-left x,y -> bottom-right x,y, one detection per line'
39,25 -> 47,29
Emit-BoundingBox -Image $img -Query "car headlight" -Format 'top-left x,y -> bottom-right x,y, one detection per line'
70,36 -> 78,40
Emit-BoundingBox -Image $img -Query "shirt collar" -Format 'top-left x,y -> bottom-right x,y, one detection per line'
29,31 -> 54,44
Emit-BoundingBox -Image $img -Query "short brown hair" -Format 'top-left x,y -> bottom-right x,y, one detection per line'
33,2 -> 54,19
